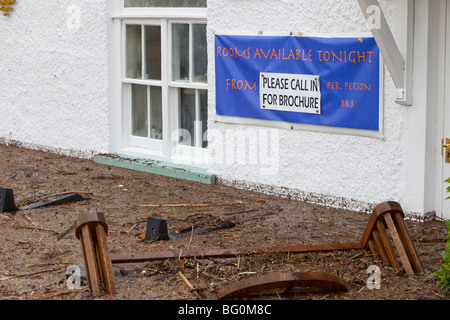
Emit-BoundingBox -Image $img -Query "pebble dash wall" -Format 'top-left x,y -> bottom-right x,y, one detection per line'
0,0 -> 110,158
0,0 -> 434,219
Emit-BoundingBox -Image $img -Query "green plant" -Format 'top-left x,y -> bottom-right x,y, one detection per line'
429,179 -> 450,292
445,178 -> 450,200
430,220 -> 450,292
430,178 -> 450,292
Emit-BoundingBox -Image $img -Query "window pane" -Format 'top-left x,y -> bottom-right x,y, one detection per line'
132,84 -> 148,137
193,24 -> 207,83
145,26 -> 161,80
172,24 -> 190,82
125,0 -> 206,8
126,25 -> 142,79
178,88 -> 195,146
199,90 -> 208,148
150,86 -> 163,140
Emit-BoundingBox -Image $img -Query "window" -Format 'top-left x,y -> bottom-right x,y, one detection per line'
171,22 -> 208,148
120,9 -> 208,159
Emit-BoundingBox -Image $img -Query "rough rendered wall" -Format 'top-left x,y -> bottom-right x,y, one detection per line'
207,0 -> 413,215
0,0 -> 109,158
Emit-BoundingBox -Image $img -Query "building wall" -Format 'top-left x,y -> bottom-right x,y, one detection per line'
0,0 -> 439,218
207,0 -> 431,217
0,0 -> 110,158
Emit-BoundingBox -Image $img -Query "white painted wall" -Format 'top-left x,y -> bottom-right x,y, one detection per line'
0,0 -> 440,218
207,0 -> 435,218
0,0 -> 110,158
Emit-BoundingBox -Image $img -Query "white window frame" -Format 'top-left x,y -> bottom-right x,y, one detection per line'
169,20 -> 209,160
110,2 -> 208,163
115,0 -> 207,20
123,20 -> 166,152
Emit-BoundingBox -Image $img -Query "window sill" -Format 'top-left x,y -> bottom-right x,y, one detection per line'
94,149 -> 215,185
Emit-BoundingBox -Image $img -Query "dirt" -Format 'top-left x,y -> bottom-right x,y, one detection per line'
0,143 -> 448,301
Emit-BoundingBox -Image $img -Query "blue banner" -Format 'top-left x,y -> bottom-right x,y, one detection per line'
215,34 -> 381,131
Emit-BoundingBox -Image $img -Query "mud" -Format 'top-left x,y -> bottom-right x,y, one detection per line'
0,143 -> 448,301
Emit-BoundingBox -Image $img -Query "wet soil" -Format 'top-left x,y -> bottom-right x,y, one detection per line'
0,143 -> 448,301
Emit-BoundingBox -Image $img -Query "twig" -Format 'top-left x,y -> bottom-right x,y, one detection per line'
178,272 -> 195,291
21,215 -> 60,235
303,251 -> 365,273
19,225 -> 60,234
223,209 -> 259,216
0,267 -> 63,281
187,223 -> 195,247
56,225 -> 74,241
237,272 -> 257,276
127,223 -> 138,233
137,201 -> 244,208
240,211 -> 275,223
178,272 -> 203,299
36,290 -> 73,300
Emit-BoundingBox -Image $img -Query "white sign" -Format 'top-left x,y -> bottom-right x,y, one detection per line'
260,72 -> 321,115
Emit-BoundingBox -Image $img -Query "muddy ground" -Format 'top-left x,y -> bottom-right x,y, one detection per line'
0,143 -> 448,302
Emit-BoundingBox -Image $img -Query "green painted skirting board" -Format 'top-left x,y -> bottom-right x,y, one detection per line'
94,154 -> 216,185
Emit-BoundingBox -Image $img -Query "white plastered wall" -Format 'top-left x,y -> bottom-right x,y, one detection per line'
0,0 -> 110,158
207,0 -> 437,219
0,0 -> 440,219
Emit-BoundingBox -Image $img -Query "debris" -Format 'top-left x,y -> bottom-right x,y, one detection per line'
178,271 -> 203,299
212,272 -> 348,300
303,251 -> 366,273
18,224 -> 60,235
74,211 -> 116,297
22,215 -> 60,235
71,201 -> 424,298
113,263 -> 147,276
36,290 -> 74,301
56,225 -> 74,241
145,217 -> 170,242
111,201 -> 424,275
20,193 -> 85,210
0,187 -> 87,212
110,242 -> 362,264
142,217 -> 236,242
20,191 -> 92,206
361,201 -> 424,275
0,267 -> 64,282
223,209 -> 259,216
0,188 -> 19,213
136,200 -> 244,208
176,221 -> 236,236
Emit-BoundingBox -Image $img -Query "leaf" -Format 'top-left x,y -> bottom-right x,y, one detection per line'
442,279 -> 450,292
431,219 -> 450,291
443,251 -> 450,263
430,269 -> 444,278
